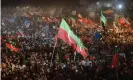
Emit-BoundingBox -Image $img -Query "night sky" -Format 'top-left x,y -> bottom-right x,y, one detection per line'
2,0 -> 79,6
2,0 -> 101,7
2,0 -> 133,6
2,0 -> 133,15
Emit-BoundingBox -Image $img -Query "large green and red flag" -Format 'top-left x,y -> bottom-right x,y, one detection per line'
6,43 -> 20,52
56,19 -> 88,58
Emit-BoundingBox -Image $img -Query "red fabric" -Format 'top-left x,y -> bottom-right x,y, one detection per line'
57,28 -> 77,49
111,53 -> 119,68
88,20 -> 92,24
119,18 -> 125,24
118,17 -> 130,27
6,43 -> 20,52
76,46 -> 88,58
57,28 -> 88,57
82,18 -> 88,23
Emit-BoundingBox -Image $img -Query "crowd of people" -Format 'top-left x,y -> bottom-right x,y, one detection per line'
1,6 -> 133,80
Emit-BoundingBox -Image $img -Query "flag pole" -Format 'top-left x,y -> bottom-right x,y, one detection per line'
74,51 -> 76,63
50,42 -> 57,66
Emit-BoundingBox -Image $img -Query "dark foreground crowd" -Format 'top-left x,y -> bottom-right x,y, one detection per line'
1,48 -> 133,80
1,6 -> 133,80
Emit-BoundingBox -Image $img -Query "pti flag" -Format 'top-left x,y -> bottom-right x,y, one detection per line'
55,19 -> 88,57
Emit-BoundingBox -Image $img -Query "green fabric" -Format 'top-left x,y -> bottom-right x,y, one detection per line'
60,19 -> 85,49
100,11 -> 107,25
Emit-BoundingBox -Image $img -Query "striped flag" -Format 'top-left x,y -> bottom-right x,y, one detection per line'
56,19 -> 88,57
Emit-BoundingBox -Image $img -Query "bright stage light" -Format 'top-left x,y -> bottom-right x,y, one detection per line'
118,4 -> 123,9
118,4 -> 122,9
